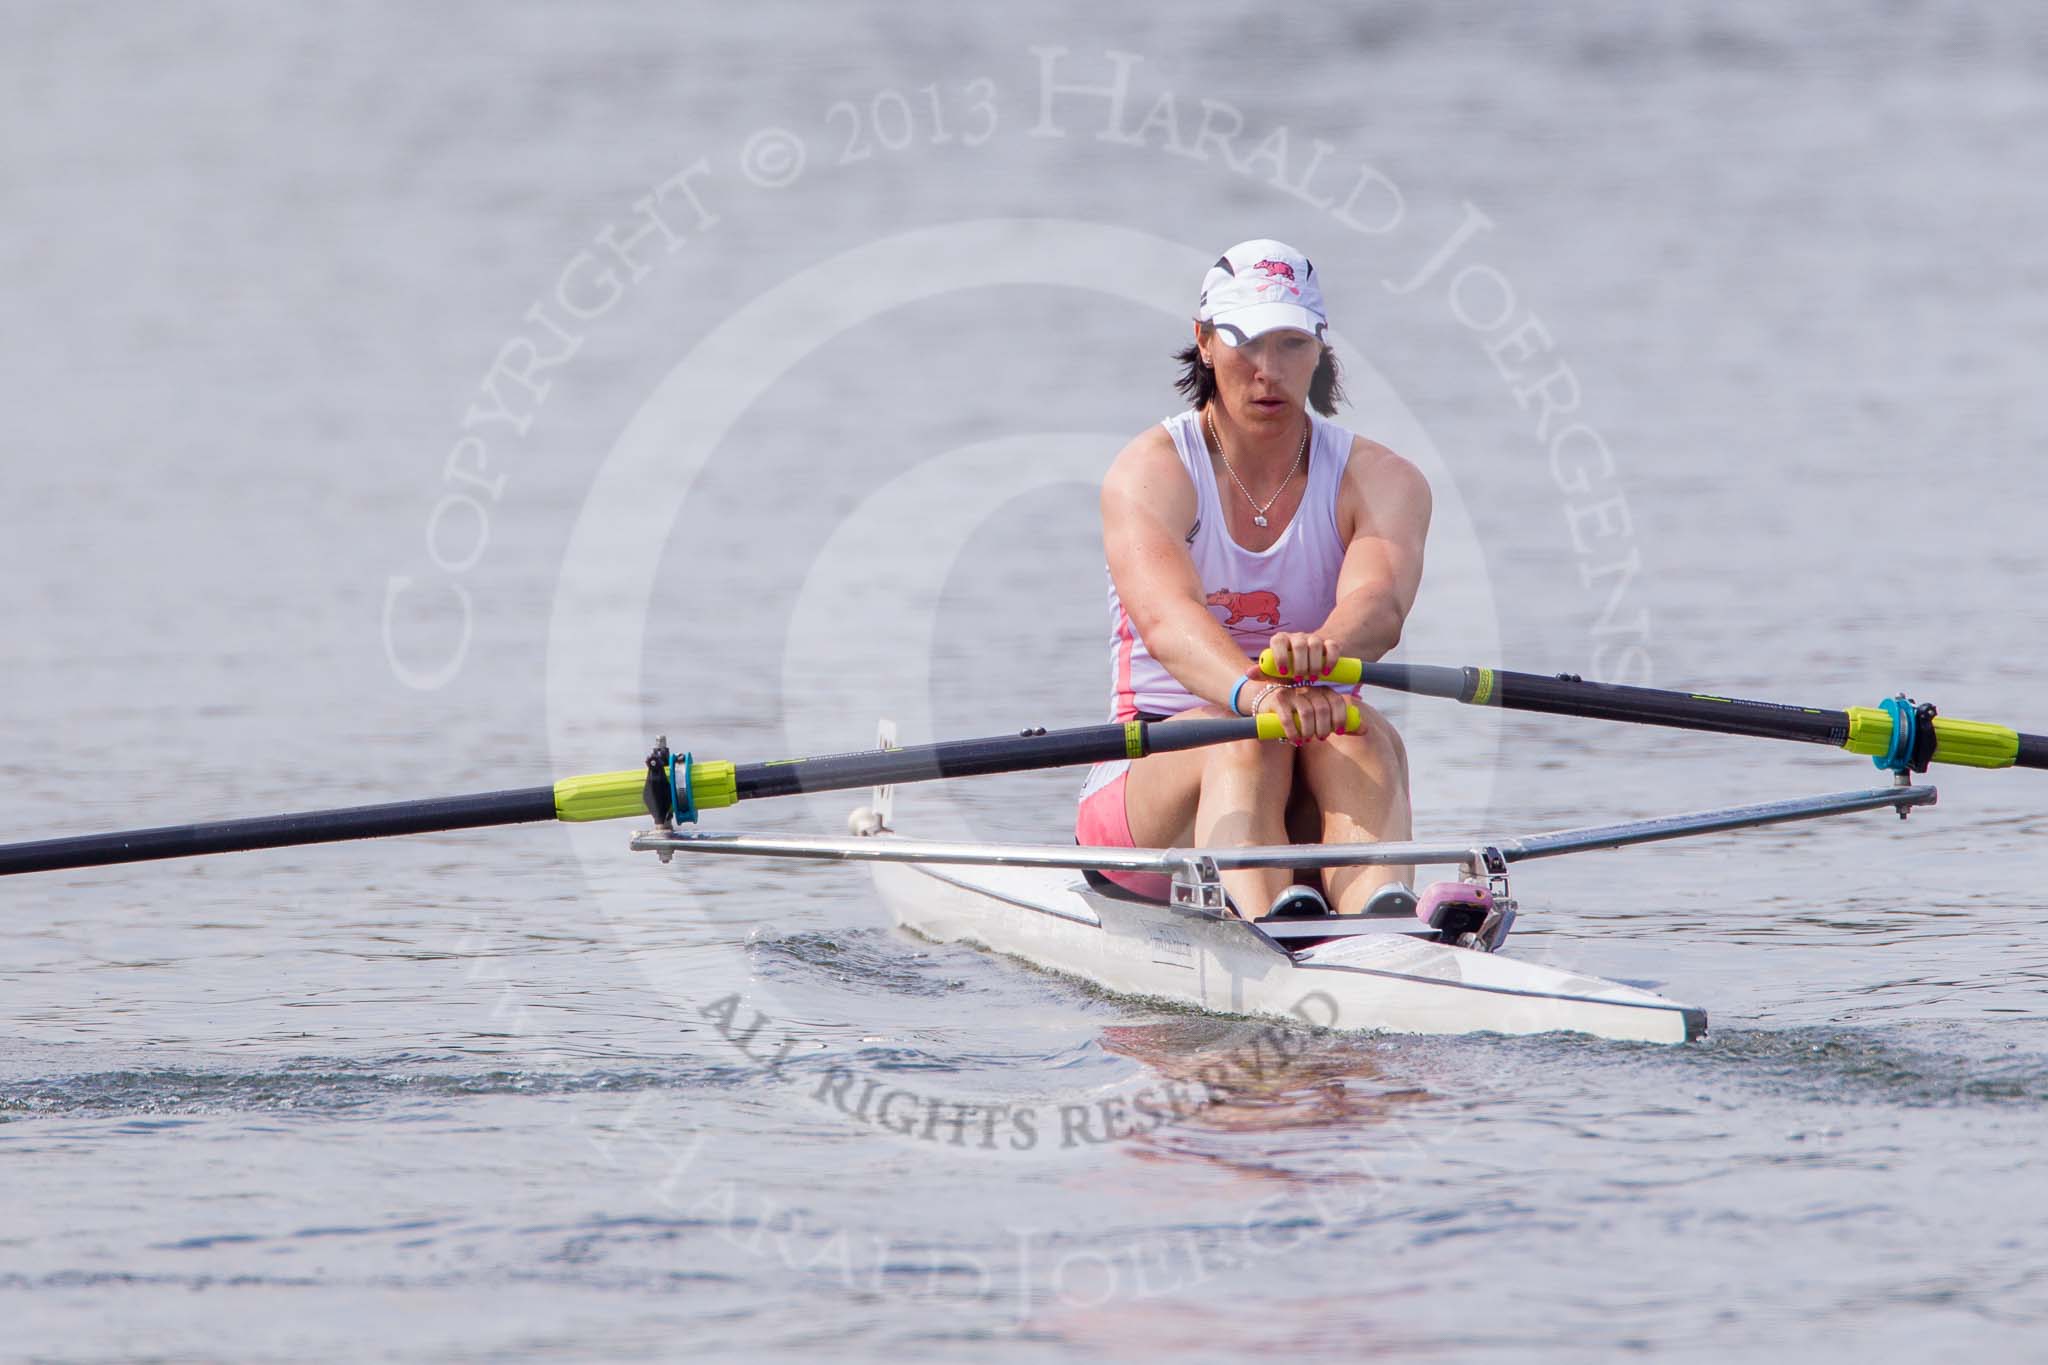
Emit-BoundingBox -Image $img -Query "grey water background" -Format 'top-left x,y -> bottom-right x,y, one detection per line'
5,3 -> 2047,1360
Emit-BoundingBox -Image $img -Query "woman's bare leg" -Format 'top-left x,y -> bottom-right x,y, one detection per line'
1296,705 -> 1413,915
1121,707 -> 1294,917
1119,703 -> 1411,919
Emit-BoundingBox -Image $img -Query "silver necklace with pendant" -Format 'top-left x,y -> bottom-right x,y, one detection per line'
1207,408 -> 1309,528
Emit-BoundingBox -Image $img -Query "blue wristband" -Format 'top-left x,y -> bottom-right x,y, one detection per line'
1229,676 -> 1250,716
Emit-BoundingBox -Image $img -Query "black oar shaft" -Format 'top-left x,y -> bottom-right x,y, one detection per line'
1354,662 -> 2048,770
0,787 -> 559,877
1440,665 -> 1850,747
725,717 -> 1265,801
0,715 -> 1297,877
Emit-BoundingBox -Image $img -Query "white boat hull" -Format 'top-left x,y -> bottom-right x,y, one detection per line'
631,784 -> 1934,1045
868,855 -> 1706,1045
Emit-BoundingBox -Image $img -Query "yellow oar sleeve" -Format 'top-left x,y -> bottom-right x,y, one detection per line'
1926,717 -> 2021,768
552,761 -> 741,822
1841,708 -> 2020,770
552,770 -> 643,822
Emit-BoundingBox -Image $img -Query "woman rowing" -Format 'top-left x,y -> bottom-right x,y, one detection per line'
1076,239 -> 1431,921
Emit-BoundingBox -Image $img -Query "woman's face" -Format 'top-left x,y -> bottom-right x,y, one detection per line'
1197,324 -> 1322,429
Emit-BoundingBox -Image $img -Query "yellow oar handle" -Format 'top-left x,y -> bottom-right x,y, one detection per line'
1257,649 -> 1364,686
1253,704 -> 1363,739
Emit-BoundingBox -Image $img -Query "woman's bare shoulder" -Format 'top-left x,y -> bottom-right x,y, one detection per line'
1340,434 -> 1429,496
1102,420 -> 1196,532
1106,421 -> 1186,482
1334,434 -> 1432,540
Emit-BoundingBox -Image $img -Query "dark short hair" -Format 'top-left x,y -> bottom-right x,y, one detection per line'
1174,325 -> 1346,416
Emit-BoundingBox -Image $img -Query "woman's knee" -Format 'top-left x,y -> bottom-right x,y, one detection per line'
1208,734 -> 1295,779
1368,706 -> 1409,771
1307,708 -> 1407,776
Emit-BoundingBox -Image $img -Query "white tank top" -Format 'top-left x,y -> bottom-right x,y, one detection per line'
1104,407 -> 1353,721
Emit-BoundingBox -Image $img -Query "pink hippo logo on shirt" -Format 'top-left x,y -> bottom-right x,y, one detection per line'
1206,589 -> 1281,627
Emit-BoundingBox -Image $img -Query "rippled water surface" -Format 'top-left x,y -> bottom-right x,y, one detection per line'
5,3 -> 2047,1360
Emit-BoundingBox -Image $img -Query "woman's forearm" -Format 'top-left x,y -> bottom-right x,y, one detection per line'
1318,588 -> 1406,662
1129,597 -> 1259,709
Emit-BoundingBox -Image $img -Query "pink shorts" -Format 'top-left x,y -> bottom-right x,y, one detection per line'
1074,763 -> 1172,901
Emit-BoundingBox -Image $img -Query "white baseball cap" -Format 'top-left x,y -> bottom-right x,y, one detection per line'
1195,239 -> 1327,345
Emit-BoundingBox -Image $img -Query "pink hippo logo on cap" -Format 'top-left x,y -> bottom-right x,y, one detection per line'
1248,258 -> 1301,299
